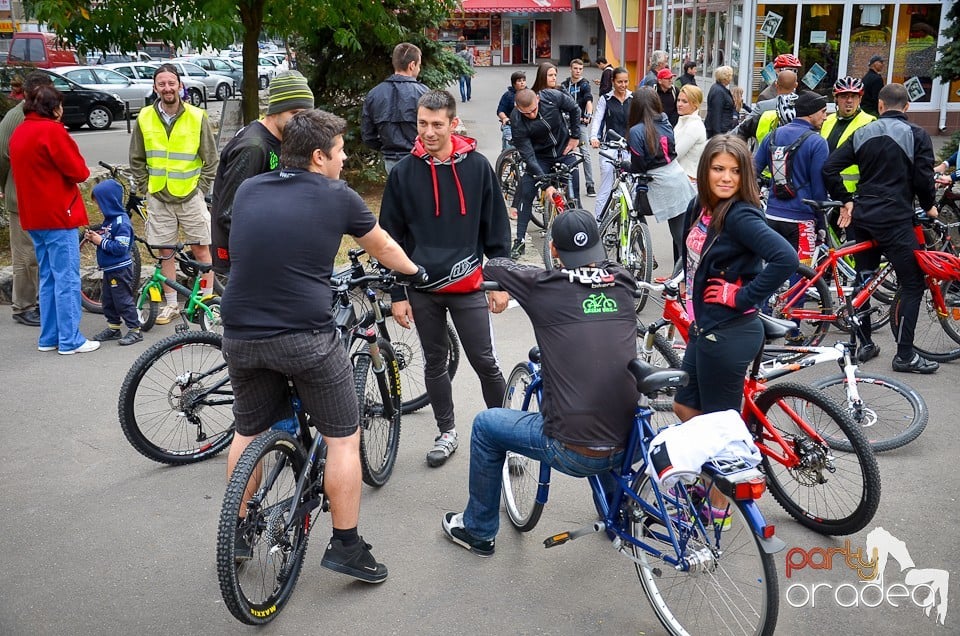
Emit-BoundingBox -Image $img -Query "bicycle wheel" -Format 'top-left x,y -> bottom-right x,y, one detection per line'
381,303 -> 460,414
811,372 -> 928,453
631,475 -> 779,636
118,330 -> 234,464
198,296 -> 223,334
890,283 -> 960,361
138,283 -> 159,331
541,200 -> 557,271
765,264 -> 834,345
636,325 -> 683,430
747,381 -> 880,535
501,363 -> 544,532
626,221 -> 654,312
355,340 -> 402,488
217,429 -> 311,625
79,233 -> 142,313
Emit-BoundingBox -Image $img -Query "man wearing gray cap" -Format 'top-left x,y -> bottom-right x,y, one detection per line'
861,55 -> 884,117
441,208 -> 640,557
211,70 -> 315,273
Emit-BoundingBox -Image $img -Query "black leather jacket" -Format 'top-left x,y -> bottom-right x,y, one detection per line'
509,88 -> 580,177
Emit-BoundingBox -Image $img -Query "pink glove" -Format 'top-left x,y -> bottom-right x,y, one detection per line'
703,277 -> 741,308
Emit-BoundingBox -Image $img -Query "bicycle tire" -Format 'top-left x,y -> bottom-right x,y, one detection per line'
198,296 -> 223,334
890,283 -> 960,361
937,199 -> 960,247
627,221 -> 654,312
811,372 -> 928,453
631,475 -> 779,636
118,330 -> 234,464
356,340 -> 402,488
747,381 -> 880,535
766,263 -> 834,346
381,301 -> 460,414
217,429 -> 311,625
636,322 -> 682,410
79,230 -> 142,313
501,363 -> 544,532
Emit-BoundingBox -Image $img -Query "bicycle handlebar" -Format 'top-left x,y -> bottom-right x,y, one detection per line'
801,199 -> 843,211
531,154 -> 585,187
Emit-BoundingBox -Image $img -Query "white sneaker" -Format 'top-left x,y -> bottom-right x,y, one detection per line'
155,304 -> 180,325
59,340 -> 101,355
426,431 -> 459,467
38,345 -> 57,352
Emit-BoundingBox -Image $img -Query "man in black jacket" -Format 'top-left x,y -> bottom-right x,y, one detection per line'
824,83 -> 939,374
210,71 -> 314,273
860,55 -> 884,117
361,42 -> 428,174
561,59 -> 595,197
380,90 -> 512,468
509,87 -> 581,258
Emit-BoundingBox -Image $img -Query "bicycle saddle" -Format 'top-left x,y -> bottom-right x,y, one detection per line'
759,312 -> 796,340
627,358 -> 688,395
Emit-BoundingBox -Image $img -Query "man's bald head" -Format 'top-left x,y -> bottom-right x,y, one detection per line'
515,88 -> 536,108
776,70 -> 798,94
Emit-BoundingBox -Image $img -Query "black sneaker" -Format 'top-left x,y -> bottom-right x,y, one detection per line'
586,185 -> 596,197
119,329 -> 144,346
442,512 -> 494,557
510,239 -> 526,260
320,537 -> 388,583
92,327 -> 122,341
891,353 -> 939,374
857,343 -> 880,363
234,524 -> 253,563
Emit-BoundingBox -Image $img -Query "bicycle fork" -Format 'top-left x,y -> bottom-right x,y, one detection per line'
357,326 -> 398,420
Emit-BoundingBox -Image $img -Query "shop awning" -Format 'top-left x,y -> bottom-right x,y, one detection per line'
458,0 -> 573,13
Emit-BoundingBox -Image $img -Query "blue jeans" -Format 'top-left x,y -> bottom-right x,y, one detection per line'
459,75 -> 472,101
463,408 -> 624,541
29,228 -> 86,352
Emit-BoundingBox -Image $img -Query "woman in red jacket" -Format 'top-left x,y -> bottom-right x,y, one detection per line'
10,84 -> 96,354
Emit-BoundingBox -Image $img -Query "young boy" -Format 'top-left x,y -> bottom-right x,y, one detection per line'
86,179 -> 143,345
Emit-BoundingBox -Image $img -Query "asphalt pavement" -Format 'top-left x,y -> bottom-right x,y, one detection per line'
1,65 -> 957,635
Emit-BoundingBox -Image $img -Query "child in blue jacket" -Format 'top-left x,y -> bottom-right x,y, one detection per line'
86,179 -> 143,345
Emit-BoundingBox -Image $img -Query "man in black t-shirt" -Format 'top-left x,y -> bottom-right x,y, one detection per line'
220,109 -> 422,582
210,71 -> 315,273
442,208 -> 640,557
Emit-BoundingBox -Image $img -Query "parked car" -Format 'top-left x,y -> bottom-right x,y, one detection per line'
7,32 -> 80,68
259,52 -> 289,72
215,55 -> 275,89
165,59 -> 236,101
105,61 -> 207,107
54,65 -> 153,113
89,51 -> 153,65
183,55 -> 241,86
0,66 -> 125,130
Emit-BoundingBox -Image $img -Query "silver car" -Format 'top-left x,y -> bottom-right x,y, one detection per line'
54,65 -> 153,113
103,62 -> 208,107
166,59 -> 236,101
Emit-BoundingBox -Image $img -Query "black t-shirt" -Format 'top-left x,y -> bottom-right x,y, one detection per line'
484,258 -> 640,447
221,169 -> 377,339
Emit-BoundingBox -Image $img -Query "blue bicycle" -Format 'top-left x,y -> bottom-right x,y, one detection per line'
501,348 -> 783,635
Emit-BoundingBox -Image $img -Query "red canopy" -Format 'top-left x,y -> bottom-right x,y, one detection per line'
459,0 -> 573,13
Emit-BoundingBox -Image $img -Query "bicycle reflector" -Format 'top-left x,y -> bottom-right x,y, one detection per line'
733,477 -> 767,501
914,250 -> 960,281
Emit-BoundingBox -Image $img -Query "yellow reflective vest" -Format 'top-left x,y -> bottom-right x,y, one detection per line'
137,104 -> 204,197
820,110 -> 876,193
756,110 -> 780,147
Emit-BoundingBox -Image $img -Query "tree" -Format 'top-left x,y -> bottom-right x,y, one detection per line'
26,0 -> 455,123
933,2 -> 960,84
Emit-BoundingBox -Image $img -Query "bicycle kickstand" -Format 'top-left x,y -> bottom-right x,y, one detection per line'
543,521 -> 605,548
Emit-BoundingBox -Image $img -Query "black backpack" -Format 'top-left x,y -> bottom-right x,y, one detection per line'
769,129 -> 815,200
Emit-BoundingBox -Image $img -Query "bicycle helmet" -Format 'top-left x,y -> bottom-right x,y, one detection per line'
776,93 -> 798,125
833,76 -> 864,95
773,54 -> 802,70
914,250 -> 960,281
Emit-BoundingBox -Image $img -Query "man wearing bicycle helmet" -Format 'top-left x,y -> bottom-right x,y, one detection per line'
824,83 -> 939,374
757,53 -> 803,101
441,208 -> 640,557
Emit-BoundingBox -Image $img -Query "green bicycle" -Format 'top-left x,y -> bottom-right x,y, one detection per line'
134,237 -> 221,333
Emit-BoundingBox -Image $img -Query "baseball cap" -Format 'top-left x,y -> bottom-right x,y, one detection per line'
657,68 -> 675,80
550,209 -> 607,269
868,55 -> 884,65
267,70 -> 315,115
795,92 -> 828,117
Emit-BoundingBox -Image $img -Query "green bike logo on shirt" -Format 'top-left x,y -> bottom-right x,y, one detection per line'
269,151 -> 280,170
582,293 -> 618,314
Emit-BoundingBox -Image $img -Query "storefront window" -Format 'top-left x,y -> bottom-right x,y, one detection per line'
754,4 -> 798,95
846,4 -> 892,79
891,4 -> 941,104
797,4 -> 843,97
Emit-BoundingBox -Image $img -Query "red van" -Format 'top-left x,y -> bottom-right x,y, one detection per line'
7,32 -> 80,68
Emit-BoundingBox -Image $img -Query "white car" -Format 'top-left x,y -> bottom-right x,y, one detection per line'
214,56 -> 275,90
103,62 -> 208,107
54,65 -> 153,113
260,52 -> 289,72
161,60 -> 236,101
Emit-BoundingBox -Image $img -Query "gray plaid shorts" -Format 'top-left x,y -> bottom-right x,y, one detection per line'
222,330 -> 358,438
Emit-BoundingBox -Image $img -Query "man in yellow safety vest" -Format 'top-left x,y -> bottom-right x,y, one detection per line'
129,63 -> 219,325
820,76 -> 876,194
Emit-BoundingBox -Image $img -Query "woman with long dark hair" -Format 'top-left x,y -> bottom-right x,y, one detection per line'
10,84 -> 95,354
626,87 -> 694,268
672,135 -> 797,421
531,62 -> 558,93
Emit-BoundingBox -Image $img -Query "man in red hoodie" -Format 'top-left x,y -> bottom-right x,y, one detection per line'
380,90 -> 512,468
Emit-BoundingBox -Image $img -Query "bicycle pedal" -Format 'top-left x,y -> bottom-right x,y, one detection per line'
543,532 -> 571,548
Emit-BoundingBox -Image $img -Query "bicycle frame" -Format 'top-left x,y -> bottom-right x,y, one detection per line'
139,262 -> 216,322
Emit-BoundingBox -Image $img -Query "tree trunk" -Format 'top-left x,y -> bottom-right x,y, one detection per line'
239,1 -> 264,124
